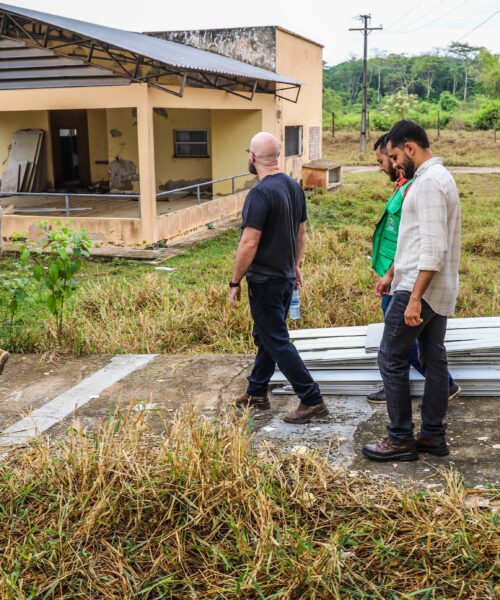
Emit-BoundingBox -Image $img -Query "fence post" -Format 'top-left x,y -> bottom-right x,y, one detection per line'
331,111 -> 335,138
493,111 -> 498,143
196,186 -> 201,205
231,176 -> 236,194
65,194 -> 70,217
437,110 -> 440,140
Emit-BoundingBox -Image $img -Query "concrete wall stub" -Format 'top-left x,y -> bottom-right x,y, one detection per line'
146,27 -> 277,71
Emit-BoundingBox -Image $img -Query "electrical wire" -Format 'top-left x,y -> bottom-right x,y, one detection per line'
387,0 -> 473,34
457,8 -> 500,41
388,0 -> 445,32
384,0 -> 428,31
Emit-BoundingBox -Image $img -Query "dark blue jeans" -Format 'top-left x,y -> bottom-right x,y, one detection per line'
381,295 -> 453,386
378,291 -> 449,443
246,278 -> 323,406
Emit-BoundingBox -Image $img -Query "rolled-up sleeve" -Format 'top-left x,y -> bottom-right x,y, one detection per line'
416,178 -> 448,272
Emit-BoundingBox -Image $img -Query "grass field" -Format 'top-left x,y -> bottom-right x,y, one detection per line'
323,129 -> 500,166
0,409 -> 497,599
1,172 -> 499,355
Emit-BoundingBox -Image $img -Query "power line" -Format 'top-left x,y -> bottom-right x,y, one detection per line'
384,0 -> 428,31
387,0 -> 472,34
389,0 -> 445,32
457,8 -> 500,41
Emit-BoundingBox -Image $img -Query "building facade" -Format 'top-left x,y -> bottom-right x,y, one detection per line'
0,4 -> 323,246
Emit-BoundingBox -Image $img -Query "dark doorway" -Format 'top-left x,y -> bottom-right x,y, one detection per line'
50,110 -> 91,188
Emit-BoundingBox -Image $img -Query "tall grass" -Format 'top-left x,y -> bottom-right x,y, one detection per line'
323,130 -> 500,166
1,173 -> 498,355
0,408 -> 497,599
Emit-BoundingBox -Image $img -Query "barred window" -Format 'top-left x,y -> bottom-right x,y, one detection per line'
174,129 -> 209,157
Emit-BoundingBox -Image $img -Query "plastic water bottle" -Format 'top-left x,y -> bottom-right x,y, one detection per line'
290,287 -> 300,320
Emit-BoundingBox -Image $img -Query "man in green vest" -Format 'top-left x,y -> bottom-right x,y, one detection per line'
368,133 -> 460,403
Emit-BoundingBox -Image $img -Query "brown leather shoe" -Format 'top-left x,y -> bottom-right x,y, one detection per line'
362,437 -> 418,462
283,401 -> 329,424
415,433 -> 449,456
234,392 -> 270,410
0,349 -> 9,376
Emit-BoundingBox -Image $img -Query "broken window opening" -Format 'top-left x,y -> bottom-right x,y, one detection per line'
285,126 -> 303,158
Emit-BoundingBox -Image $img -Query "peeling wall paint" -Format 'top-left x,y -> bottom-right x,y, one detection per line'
109,158 -> 139,190
153,108 -> 168,119
146,27 -> 277,71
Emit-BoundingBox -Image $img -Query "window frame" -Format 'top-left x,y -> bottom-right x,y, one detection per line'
173,129 -> 210,158
284,125 -> 303,158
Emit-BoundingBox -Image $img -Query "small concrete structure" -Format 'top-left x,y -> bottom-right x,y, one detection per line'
302,160 -> 342,191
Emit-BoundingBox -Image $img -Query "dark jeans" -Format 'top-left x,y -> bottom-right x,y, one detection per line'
378,291 -> 449,443
381,295 -> 453,386
246,278 -> 323,406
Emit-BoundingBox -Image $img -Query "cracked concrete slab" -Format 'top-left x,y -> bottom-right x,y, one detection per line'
2,354 -> 499,488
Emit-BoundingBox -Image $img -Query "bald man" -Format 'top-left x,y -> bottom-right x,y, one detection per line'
229,132 -> 328,423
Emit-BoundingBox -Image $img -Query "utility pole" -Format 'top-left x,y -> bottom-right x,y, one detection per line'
349,15 -> 382,155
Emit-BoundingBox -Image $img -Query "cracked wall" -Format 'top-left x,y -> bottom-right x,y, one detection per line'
146,27 -> 277,71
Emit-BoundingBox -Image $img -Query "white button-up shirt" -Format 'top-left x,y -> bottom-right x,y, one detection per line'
391,156 -> 461,316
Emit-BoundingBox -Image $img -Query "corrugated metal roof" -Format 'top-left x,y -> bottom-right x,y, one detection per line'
0,37 -> 130,90
0,3 -> 301,86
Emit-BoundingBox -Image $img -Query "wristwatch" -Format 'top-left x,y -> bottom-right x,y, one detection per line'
229,281 -> 241,288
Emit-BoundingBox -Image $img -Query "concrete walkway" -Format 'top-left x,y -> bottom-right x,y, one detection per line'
1,354 -> 498,488
344,165 -> 500,174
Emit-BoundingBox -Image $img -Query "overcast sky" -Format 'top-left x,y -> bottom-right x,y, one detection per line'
7,0 -> 500,64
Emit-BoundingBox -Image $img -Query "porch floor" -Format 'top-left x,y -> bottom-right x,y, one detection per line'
0,194 -> 212,219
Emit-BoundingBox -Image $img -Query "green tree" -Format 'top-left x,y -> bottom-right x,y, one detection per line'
476,49 -> 500,98
448,42 -> 481,101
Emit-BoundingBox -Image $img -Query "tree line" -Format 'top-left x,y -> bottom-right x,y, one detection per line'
323,43 -> 499,129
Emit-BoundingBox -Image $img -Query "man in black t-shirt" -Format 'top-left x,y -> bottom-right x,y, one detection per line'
228,132 -> 328,423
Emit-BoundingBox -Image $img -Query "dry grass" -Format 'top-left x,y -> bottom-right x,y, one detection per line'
1,173 -> 498,355
323,130 -> 500,166
0,408 -> 498,599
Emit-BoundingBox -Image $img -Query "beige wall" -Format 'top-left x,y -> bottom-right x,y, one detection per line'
153,108 -> 211,190
87,109 -> 109,183
275,29 -> 323,180
0,110 -> 54,188
210,109 -> 262,195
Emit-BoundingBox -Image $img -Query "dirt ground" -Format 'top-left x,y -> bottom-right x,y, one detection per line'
1,353 -> 498,488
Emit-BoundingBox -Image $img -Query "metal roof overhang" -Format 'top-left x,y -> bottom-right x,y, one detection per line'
0,3 -> 301,102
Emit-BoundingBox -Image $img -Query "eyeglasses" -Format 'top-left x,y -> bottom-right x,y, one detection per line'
245,148 -> 256,156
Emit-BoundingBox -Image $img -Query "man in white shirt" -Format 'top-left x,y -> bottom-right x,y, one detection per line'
363,120 -> 461,462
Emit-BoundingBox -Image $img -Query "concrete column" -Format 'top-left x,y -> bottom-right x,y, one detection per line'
136,92 -> 157,244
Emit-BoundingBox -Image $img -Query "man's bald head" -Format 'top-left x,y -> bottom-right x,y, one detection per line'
249,132 -> 280,165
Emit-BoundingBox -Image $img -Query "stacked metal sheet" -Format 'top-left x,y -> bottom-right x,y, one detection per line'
271,317 -> 500,397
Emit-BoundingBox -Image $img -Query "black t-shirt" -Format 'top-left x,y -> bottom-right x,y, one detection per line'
241,172 -> 307,282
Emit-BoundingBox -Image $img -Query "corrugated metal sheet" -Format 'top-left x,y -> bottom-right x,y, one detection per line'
0,37 -> 130,90
0,3 -> 301,86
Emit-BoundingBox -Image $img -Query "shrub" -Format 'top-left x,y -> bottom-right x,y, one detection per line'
439,91 -> 460,112
474,99 -> 500,129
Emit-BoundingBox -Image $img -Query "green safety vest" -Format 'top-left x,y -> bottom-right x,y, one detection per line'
371,179 -> 413,277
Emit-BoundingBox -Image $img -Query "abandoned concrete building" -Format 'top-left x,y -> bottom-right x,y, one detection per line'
0,3 -> 323,246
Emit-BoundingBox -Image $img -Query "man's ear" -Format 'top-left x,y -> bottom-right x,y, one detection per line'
404,141 -> 416,156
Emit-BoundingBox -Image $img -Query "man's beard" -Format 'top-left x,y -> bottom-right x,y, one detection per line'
387,164 -> 398,182
248,160 -> 257,175
402,155 -> 416,179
